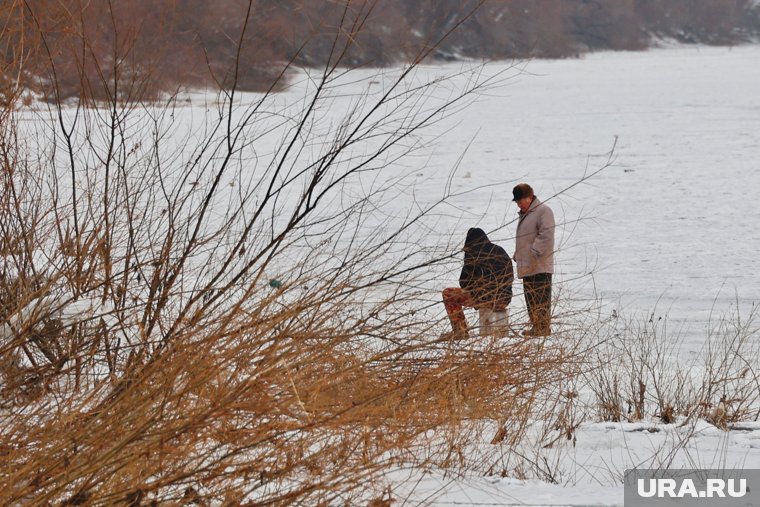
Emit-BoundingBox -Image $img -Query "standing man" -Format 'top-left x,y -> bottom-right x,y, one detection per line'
512,183 -> 555,336
441,228 -> 513,339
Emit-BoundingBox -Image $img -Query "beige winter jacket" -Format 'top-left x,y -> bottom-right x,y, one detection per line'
514,197 -> 555,278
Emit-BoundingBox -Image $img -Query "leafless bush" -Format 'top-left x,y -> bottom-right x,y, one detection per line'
6,0 -> 760,102
585,302 -> 760,428
0,1 -> 596,504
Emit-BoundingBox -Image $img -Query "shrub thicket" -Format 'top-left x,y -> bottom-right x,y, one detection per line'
0,2 -> 589,503
2,0 -> 759,101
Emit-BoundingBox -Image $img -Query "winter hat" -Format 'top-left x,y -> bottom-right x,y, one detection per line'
512,183 -> 534,202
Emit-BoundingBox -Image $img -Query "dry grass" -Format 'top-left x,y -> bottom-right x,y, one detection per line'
585,303 -> 760,427
0,274 -> 578,504
0,2 -> 592,503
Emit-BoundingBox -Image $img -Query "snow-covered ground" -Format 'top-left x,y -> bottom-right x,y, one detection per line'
376,45 -> 760,505
16,44 -> 760,505
431,44 -> 760,333
391,420 -> 760,506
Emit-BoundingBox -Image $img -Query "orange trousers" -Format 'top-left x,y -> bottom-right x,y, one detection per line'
442,287 -> 475,332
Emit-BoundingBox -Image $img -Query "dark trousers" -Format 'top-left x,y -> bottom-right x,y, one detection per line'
523,273 -> 552,334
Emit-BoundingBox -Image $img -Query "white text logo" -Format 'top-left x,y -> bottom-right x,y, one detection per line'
637,478 -> 747,499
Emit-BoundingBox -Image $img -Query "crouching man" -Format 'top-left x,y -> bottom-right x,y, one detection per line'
442,228 -> 513,339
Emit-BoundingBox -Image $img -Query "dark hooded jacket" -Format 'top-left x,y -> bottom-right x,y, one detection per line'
459,228 -> 513,310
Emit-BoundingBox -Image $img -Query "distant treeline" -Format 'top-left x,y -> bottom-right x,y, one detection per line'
2,0 -> 759,101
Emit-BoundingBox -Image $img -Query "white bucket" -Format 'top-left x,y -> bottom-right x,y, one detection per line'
478,308 -> 509,337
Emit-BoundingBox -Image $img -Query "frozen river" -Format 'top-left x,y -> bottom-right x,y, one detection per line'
425,45 -> 760,336
15,43 -> 760,507
28,44 -> 760,341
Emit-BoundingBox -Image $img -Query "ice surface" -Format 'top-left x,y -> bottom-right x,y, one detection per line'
384,44 -> 760,506
14,43 -> 760,506
430,45 -> 760,328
